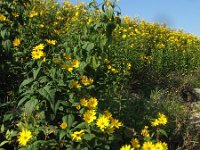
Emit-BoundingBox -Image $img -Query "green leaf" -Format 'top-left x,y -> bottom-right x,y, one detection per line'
1,124 -> 5,133
66,114 -> 74,128
1,29 -> 9,39
3,113 -> 14,122
38,86 -> 51,100
158,129 -> 168,137
2,39 -> 11,50
90,56 -> 99,70
24,98 -> 38,115
18,96 -> 29,106
54,100 -> 61,115
100,36 -> 107,50
83,134 -> 96,141
33,67 -> 41,80
19,78 -> 34,90
105,8 -> 114,20
74,122 -> 87,129
0,141 -> 9,147
87,43 -> 94,51
60,101 -> 70,107
49,68 -> 56,80
59,130 -> 67,140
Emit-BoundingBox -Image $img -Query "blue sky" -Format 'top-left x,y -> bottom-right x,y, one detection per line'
57,0 -> 200,37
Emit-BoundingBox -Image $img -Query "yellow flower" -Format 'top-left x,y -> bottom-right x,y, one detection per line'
80,98 -> 88,107
32,44 -> 45,51
96,115 -> 109,131
127,63 -> 132,70
151,113 -> 168,127
104,59 -> 110,64
71,59 -> 79,68
103,110 -> 112,119
83,110 -> 97,123
61,64 -> 73,72
63,54 -> 71,60
157,113 -> 167,125
12,12 -> 19,17
155,142 -> 168,150
81,76 -> 94,86
39,24 -> 44,28
122,34 -> 127,39
131,138 -> 140,149
106,126 -> 115,134
29,11 -> 38,18
107,65 -> 112,69
142,142 -> 154,150
45,39 -> 57,45
17,129 -> 32,146
87,97 -> 98,109
71,80 -> 81,89
110,118 -> 123,128
0,14 -> 7,21
105,0 -> 111,6
13,38 -> 21,47
161,142 -> 168,150
141,126 -> 150,137
32,50 -> 45,60
71,130 -> 85,141
60,122 -> 68,129
151,119 -> 160,127
120,144 -> 134,150
75,104 -> 81,110
111,68 -> 118,73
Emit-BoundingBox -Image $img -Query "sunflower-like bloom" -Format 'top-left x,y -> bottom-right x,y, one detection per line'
71,80 -> 81,89
142,142 -> 154,150
13,38 -> 21,47
71,59 -> 79,68
87,97 -> 98,109
131,138 -> 140,149
45,39 -> 57,45
120,144 -> 134,150
141,126 -> 150,137
96,115 -> 109,131
151,113 -> 168,127
32,50 -> 45,60
80,76 -> 94,86
71,130 -> 85,141
110,118 -> 123,128
29,11 -> 38,18
0,14 -> 7,21
83,110 -> 97,123
155,142 -> 168,150
80,98 -> 88,107
60,122 -> 68,129
17,129 -> 32,146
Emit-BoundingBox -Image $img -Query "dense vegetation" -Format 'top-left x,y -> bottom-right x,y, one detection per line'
0,0 -> 199,149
